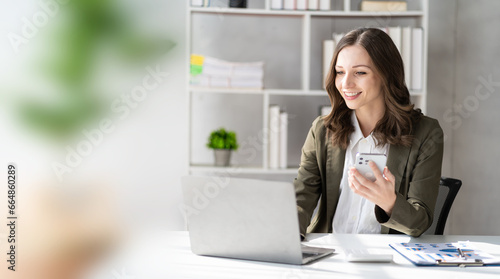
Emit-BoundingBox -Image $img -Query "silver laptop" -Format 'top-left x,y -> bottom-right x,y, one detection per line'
181,175 -> 334,265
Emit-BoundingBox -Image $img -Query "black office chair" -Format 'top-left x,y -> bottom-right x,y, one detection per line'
425,177 -> 462,235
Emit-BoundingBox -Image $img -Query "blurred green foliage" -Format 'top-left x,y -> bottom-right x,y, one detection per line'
19,0 -> 175,141
206,128 -> 239,150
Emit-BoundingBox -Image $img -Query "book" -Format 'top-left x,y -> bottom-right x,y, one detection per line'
360,1 -> 407,12
232,62 -> 265,79
268,105 -> 281,169
189,74 -> 210,87
191,0 -> 204,7
229,77 -> 263,89
401,26 -> 412,88
202,56 -> 233,76
279,112 -> 288,169
210,76 -> 230,88
319,105 -> 332,116
322,40 -> 335,89
390,242 -> 500,266
283,0 -> 296,10
229,0 -> 246,8
308,0 -> 318,10
271,0 -> 283,10
388,26 -> 402,53
212,0 -> 230,7
319,0 -> 331,10
333,32 -> 345,45
296,0 -> 307,10
411,27 -> 423,90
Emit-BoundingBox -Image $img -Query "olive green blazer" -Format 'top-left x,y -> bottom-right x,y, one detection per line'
294,115 -> 444,237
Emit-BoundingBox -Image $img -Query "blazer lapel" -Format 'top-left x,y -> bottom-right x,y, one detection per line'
325,139 -> 346,231
386,144 -> 412,193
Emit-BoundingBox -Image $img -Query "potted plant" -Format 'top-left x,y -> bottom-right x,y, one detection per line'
206,128 -> 239,166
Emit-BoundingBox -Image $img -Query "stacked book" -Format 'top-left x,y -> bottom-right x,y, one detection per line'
268,105 -> 288,169
322,26 -> 423,90
191,0 -> 246,8
272,0 -> 331,10
383,26 -> 424,90
360,1 -> 407,12
190,54 -> 264,89
190,0 -> 224,7
319,105 -> 332,117
191,0 -> 209,6
322,32 -> 345,89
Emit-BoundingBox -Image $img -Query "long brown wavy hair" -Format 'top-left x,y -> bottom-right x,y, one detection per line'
324,27 -> 422,149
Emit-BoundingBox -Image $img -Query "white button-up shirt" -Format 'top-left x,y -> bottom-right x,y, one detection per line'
332,112 -> 389,234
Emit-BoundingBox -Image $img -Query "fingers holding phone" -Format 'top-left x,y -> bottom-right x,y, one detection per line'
349,153 -> 396,215
355,153 -> 386,182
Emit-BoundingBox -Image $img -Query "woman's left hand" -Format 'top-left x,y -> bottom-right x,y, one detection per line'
348,161 -> 397,216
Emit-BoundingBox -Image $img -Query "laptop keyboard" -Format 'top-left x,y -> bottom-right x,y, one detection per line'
302,252 -> 321,258
301,245 -> 335,263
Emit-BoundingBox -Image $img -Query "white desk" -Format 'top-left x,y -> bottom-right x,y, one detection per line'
99,232 -> 500,279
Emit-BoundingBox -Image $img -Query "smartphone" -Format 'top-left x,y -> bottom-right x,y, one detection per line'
355,153 -> 387,182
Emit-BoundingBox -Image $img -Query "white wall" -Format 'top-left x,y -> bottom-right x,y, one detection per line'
428,0 -> 500,235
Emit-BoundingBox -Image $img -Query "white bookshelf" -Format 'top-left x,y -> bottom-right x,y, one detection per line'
186,0 -> 429,177
189,7 -> 424,17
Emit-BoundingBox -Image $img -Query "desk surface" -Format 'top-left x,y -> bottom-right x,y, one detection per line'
99,232 -> 500,279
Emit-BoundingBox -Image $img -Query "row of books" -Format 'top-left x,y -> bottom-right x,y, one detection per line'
268,105 -> 288,169
190,54 -> 264,89
268,105 -> 331,169
191,0 -> 247,7
322,26 -> 423,90
271,0 -> 330,10
191,0 -> 408,12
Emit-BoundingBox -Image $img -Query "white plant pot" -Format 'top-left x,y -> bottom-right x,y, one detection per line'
213,149 -> 232,166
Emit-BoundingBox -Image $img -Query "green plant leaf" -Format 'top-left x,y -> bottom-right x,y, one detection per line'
206,128 -> 239,150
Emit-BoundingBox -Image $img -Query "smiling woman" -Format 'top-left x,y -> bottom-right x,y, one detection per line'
294,27 -> 444,238
334,44 -> 385,136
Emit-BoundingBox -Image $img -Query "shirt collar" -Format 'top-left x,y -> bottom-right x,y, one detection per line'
349,111 -> 379,148
349,111 -> 365,145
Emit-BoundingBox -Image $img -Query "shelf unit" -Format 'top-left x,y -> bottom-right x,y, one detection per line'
186,0 -> 428,179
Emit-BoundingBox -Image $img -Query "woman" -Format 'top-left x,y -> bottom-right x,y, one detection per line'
295,28 -> 443,238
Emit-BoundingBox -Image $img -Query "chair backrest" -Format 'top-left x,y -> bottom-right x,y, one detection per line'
425,177 -> 462,235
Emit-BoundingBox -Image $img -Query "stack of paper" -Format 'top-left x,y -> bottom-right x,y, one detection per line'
190,55 -> 264,89
268,105 -> 288,169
